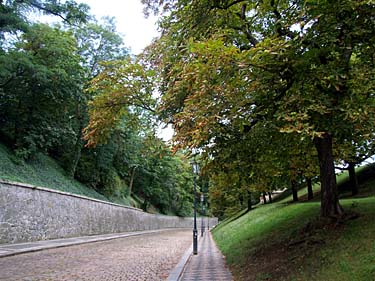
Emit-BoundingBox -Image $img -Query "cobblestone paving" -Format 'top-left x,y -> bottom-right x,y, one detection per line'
0,229 -> 191,281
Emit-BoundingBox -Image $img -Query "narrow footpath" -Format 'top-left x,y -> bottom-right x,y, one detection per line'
171,230 -> 233,281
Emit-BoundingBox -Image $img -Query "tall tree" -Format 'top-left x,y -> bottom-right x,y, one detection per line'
144,0 -> 375,218
61,16 -> 130,177
82,57 -> 157,147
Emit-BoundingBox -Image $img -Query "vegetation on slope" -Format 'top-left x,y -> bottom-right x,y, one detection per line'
213,175 -> 375,280
0,141 -> 198,215
0,142 -> 118,203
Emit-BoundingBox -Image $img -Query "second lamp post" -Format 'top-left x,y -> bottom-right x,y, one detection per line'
191,160 -> 199,255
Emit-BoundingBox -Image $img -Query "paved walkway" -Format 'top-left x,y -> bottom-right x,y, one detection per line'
170,230 -> 233,281
0,229 -> 192,280
0,229 -> 168,258
0,228 -> 233,280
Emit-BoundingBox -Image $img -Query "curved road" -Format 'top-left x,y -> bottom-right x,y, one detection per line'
0,229 -> 191,281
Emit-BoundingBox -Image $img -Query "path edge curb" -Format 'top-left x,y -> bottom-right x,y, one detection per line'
167,243 -> 193,281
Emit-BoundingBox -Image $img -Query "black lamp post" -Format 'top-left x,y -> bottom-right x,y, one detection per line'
191,160 -> 199,255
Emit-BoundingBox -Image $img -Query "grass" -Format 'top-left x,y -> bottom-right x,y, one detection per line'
294,198 -> 375,281
0,143 -> 124,204
213,202 -> 320,264
212,177 -> 375,280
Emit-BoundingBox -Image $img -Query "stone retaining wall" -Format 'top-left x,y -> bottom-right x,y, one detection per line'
0,180 -> 218,244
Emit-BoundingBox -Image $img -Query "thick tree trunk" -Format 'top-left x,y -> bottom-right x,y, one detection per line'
314,133 -> 343,218
291,179 -> 298,202
348,162 -> 359,196
307,177 -> 313,200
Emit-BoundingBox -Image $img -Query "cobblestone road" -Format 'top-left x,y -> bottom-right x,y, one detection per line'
0,229 -> 191,281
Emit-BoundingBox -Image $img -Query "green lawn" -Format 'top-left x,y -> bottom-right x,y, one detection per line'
213,196 -> 375,281
0,143 -> 126,204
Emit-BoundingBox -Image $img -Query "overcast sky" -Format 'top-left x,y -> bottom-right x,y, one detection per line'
79,0 -> 160,54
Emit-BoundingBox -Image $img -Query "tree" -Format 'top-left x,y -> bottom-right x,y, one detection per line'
145,0 -> 375,218
335,127 -> 375,196
73,16 -> 129,79
1,0 -> 89,27
0,0 -> 89,45
0,23 -> 84,158
82,57 -> 157,147
61,16 -> 130,177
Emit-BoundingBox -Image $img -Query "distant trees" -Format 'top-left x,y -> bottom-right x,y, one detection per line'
0,0 -> 195,215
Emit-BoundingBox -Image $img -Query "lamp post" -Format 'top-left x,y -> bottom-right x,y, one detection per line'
191,160 -> 199,255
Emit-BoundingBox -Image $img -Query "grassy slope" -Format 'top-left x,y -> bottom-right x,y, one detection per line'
213,174 -> 375,280
0,143 -> 134,206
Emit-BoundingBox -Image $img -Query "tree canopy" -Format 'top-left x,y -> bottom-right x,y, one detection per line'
1,0 -> 374,220
0,0 -> 198,216
142,0 -> 375,218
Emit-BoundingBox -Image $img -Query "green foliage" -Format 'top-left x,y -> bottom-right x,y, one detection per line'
147,0 -> 375,218
83,58 -> 157,147
0,2 -> 197,216
131,135 -> 194,215
0,23 -> 84,158
73,16 -> 129,78
1,1 -> 89,28
0,142 -> 108,200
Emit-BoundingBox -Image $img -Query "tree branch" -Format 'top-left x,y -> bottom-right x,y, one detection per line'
25,1 -> 73,25
270,0 -> 297,39
211,0 -> 248,10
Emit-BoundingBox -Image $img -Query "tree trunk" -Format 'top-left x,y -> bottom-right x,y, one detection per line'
307,177 -> 313,200
348,162 -> 359,196
67,102 -> 84,178
247,190 -> 252,211
128,166 -> 137,196
262,192 -> 267,204
67,138 -> 82,178
268,192 -> 273,203
314,133 -> 343,218
291,179 -> 298,202
141,199 -> 149,212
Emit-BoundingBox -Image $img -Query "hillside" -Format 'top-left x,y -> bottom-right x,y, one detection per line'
0,143 -> 135,207
212,172 -> 375,280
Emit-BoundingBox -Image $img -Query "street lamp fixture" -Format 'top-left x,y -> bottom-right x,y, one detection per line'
190,160 -> 199,255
